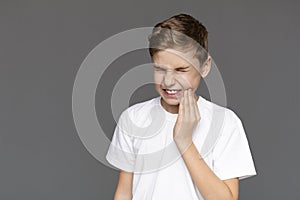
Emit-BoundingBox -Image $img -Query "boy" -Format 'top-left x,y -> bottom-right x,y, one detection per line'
106,13 -> 256,199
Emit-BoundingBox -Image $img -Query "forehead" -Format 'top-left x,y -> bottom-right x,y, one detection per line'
152,49 -> 199,68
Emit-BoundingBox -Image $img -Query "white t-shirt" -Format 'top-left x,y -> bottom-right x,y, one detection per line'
106,95 -> 257,200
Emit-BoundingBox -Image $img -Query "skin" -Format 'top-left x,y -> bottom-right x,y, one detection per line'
153,49 -> 202,114
114,49 -> 239,200
114,170 -> 133,199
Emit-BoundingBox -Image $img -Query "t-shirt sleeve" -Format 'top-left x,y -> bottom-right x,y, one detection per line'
212,111 -> 257,180
106,110 -> 136,172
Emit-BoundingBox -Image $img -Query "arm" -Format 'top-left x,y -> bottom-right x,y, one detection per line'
114,170 -> 133,200
180,142 -> 239,200
173,89 -> 238,200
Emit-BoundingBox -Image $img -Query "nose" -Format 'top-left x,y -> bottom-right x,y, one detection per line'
163,70 -> 176,87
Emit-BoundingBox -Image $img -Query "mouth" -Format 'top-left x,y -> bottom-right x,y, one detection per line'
162,88 -> 182,97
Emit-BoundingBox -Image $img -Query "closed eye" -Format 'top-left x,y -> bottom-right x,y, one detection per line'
176,69 -> 189,72
153,66 -> 166,71
176,67 -> 190,72
153,65 -> 190,72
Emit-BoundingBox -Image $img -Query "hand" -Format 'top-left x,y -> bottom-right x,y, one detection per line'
173,88 -> 201,153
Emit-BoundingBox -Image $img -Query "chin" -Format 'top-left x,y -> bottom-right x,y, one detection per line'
163,98 -> 179,105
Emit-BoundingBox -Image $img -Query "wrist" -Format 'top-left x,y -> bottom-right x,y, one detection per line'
174,137 -> 193,153
174,134 -> 192,144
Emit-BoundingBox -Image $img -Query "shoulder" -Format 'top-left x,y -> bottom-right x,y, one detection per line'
202,99 -> 248,150
125,96 -> 159,118
126,97 -> 159,113
199,96 -> 242,128
119,96 -> 160,127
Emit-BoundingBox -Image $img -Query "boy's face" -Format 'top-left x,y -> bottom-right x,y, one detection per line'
152,49 -> 210,113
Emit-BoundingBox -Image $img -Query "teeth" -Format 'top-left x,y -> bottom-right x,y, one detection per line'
165,89 -> 180,94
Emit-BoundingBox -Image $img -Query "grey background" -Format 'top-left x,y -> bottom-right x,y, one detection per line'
1,0 -> 299,199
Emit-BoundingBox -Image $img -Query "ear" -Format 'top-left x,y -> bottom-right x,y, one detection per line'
200,56 -> 211,78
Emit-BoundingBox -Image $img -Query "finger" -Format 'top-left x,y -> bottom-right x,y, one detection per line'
194,97 -> 201,121
184,89 -> 189,119
192,93 -> 201,121
188,88 -> 194,118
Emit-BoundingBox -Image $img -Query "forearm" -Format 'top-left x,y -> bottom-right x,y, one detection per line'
114,187 -> 132,200
114,193 -> 132,200
178,142 -> 236,200
114,170 -> 133,200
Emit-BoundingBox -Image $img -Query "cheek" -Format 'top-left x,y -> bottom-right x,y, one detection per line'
190,77 -> 200,90
153,73 -> 164,84
174,74 -> 193,88
175,74 -> 200,90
